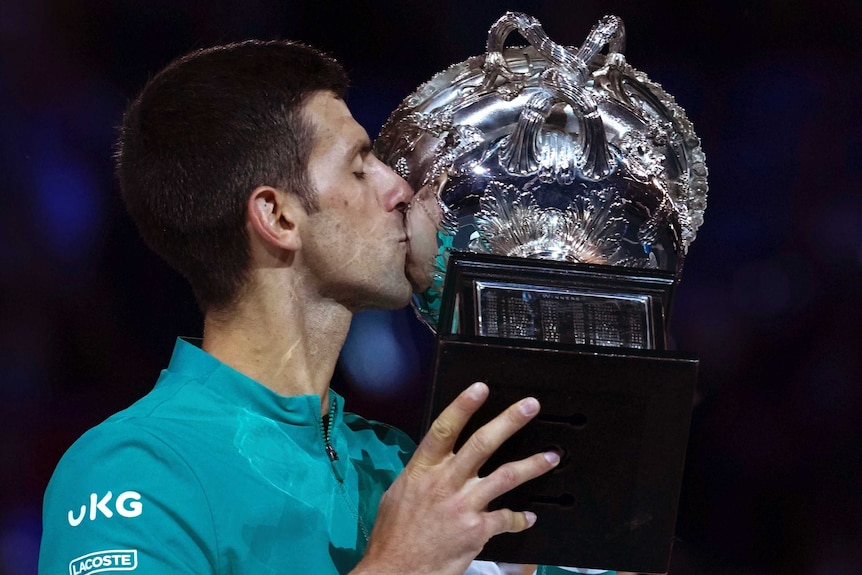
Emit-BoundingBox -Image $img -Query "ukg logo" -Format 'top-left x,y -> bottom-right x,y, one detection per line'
67,491 -> 142,526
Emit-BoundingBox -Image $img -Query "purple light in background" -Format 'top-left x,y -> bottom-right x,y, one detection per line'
0,505 -> 40,575
339,309 -> 421,397
30,124 -> 103,269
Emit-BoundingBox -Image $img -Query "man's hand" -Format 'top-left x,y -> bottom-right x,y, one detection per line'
354,382 -> 561,575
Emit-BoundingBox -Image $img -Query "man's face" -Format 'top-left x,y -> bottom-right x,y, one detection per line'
300,91 -> 414,311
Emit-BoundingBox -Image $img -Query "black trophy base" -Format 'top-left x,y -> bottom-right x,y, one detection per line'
426,337 -> 697,574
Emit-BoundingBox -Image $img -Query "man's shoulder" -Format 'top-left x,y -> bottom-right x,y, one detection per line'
47,413 -> 190,496
39,414 -> 221,575
47,375 -> 235,497
64,381 -> 201,449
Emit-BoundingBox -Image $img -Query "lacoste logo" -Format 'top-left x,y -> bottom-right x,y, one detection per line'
67,491 -> 142,527
68,549 -> 138,575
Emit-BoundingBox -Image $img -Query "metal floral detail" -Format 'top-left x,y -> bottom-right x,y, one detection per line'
471,182 -> 636,267
619,131 -> 666,182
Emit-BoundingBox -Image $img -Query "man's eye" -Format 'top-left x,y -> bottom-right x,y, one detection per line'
354,171 -> 366,180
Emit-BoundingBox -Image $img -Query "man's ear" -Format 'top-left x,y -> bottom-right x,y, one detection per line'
247,185 -> 303,252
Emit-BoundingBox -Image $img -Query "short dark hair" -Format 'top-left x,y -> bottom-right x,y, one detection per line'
115,40 -> 348,311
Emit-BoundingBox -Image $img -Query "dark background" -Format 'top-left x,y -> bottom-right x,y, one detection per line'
2,1 -> 860,573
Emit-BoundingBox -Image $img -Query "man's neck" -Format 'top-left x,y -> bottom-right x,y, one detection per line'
201,277 -> 352,404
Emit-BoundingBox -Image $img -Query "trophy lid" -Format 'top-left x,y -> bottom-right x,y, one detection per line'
376,12 -> 708,330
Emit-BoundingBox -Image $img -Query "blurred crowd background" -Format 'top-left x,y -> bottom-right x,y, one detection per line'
1,1 -> 860,573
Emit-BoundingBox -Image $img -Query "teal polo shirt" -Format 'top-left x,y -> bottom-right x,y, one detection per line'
39,338 -> 413,574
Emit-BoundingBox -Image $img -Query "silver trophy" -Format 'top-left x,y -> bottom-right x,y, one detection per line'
377,12 -> 707,573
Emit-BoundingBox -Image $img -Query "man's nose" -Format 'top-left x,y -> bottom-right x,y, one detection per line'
379,160 -> 414,213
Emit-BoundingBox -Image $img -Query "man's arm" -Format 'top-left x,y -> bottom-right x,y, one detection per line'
352,381 -> 561,575
38,424 -> 218,574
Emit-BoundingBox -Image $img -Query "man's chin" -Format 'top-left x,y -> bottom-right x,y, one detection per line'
355,289 -> 412,313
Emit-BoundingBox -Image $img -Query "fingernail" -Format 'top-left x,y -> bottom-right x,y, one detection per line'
524,511 -> 537,527
519,397 -> 539,416
467,381 -> 486,399
544,451 -> 561,465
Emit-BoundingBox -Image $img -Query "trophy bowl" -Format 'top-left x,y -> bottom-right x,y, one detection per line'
375,12 -> 708,331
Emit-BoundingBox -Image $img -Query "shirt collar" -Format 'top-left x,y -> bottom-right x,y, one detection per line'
163,337 -> 343,427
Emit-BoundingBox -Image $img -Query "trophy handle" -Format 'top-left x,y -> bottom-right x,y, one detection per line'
485,12 -> 625,83
487,12 -> 625,181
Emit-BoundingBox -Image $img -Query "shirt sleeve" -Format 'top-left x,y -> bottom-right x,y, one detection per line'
39,422 -> 218,575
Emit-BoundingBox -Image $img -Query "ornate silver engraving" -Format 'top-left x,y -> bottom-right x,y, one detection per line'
375,11 -> 708,329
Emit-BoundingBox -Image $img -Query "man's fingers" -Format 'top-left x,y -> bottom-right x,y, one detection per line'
411,382 -> 489,466
452,396 -> 541,476
485,507 -> 538,536
474,450 -> 561,505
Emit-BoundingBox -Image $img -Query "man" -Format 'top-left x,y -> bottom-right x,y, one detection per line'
38,40 -> 567,575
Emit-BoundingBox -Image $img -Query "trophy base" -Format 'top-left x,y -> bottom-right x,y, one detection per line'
426,337 -> 697,574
